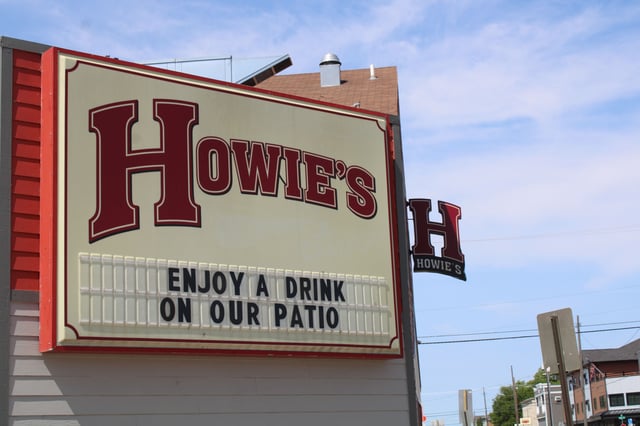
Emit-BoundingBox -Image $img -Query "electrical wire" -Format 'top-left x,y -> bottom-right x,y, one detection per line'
461,225 -> 640,243
418,322 -> 640,345
419,320 -> 640,339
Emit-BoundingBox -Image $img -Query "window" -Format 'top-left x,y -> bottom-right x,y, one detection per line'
593,398 -> 597,410
609,394 -> 625,407
599,395 -> 606,409
627,392 -> 640,406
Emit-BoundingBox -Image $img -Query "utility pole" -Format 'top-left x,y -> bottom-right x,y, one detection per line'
511,365 -> 520,425
577,316 -> 588,426
483,387 -> 489,426
546,367 -> 553,426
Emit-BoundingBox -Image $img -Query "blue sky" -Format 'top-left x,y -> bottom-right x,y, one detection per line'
3,0 -> 640,423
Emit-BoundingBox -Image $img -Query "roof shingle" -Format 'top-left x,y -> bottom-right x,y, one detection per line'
256,66 -> 399,116
583,338 -> 640,363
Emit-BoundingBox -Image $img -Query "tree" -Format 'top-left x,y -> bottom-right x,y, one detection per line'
490,368 -> 559,426
531,367 -> 559,385
490,380 -> 534,426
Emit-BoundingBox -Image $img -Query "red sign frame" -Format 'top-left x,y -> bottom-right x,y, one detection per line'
39,47 -> 404,358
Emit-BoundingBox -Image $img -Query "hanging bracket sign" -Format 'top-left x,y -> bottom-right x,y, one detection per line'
408,199 -> 466,281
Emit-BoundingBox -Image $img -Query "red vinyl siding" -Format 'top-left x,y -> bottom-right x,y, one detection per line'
11,49 -> 42,291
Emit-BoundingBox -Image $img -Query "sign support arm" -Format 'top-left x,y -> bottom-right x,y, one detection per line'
551,315 -> 574,426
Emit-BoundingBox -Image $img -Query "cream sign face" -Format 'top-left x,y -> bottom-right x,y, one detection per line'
40,48 -> 402,356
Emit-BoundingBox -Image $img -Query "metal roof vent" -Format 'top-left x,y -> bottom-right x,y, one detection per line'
320,53 -> 341,87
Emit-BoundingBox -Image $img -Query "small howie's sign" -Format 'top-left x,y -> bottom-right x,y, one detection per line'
40,48 -> 402,356
409,199 -> 466,281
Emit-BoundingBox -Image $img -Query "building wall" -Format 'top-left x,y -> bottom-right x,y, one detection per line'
574,384 -> 586,422
606,375 -> 640,408
534,383 -> 562,426
584,368 -> 593,419
10,298 -> 411,425
522,398 -> 540,426
9,48 -> 40,294
2,37 -> 418,426
599,361 -> 639,376
589,378 -> 607,416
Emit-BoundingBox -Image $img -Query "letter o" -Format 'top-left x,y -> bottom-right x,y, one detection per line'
197,136 -> 232,194
160,297 -> 175,321
327,307 -> 339,329
211,271 -> 227,294
210,300 -> 225,323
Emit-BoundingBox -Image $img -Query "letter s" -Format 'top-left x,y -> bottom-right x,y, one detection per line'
345,166 -> 376,218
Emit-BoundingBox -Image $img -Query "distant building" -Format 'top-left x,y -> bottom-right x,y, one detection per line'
522,396 -> 541,426
475,414 -> 494,426
534,382 -> 563,426
568,339 -> 640,426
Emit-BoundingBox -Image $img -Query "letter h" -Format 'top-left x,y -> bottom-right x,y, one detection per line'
88,100 -> 201,242
408,199 -> 464,262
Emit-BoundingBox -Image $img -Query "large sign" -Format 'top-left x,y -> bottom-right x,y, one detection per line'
39,48 -> 402,356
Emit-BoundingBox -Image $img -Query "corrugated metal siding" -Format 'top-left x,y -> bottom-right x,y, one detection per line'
11,49 -> 41,292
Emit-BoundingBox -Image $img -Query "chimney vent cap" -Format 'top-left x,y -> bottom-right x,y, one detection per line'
320,53 -> 341,65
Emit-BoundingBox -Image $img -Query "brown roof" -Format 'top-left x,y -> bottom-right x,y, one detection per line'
256,66 -> 399,116
583,338 -> 640,363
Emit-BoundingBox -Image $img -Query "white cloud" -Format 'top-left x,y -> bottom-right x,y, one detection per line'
405,137 -> 640,275
400,3 -> 640,132
392,2 -> 640,284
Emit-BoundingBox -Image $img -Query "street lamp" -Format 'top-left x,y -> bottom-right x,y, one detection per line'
546,366 -> 554,426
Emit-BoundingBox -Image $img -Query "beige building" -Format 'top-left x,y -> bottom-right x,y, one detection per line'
522,396 -> 541,426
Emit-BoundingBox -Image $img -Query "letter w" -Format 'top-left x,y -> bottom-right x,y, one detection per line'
231,140 -> 282,195
408,199 -> 464,262
88,100 -> 201,242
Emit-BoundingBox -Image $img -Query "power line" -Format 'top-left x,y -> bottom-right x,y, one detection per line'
581,325 -> 640,334
418,324 -> 640,345
419,334 -> 537,345
423,328 -> 538,339
580,320 -> 640,328
419,320 -> 640,339
460,225 -> 640,243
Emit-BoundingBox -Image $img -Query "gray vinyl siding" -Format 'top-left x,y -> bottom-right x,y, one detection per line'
9,299 -> 411,425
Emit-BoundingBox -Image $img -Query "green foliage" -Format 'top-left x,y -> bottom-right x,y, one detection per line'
531,367 -> 559,385
489,368 -> 560,426
490,380 -> 535,426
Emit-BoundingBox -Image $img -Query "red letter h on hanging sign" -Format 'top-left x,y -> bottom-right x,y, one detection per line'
408,199 -> 466,281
